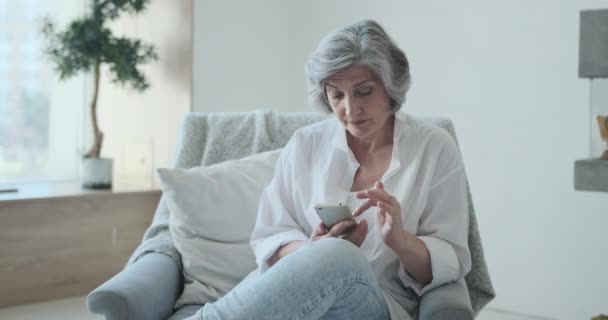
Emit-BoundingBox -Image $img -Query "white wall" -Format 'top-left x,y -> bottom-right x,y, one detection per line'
95,0 -> 192,188
194,1 -> 608,318
193,0 -> 293,112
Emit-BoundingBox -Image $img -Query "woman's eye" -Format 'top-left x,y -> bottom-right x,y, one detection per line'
356,87 -> 373,96
332,93 -> 344,99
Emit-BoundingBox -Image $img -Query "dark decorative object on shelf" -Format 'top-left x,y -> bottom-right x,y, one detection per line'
574,159 -> 608,192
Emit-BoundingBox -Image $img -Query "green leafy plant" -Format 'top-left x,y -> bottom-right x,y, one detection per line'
42,0 -> 158,158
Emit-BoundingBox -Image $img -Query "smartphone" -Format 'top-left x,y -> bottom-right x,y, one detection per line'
313,203 -> 354,229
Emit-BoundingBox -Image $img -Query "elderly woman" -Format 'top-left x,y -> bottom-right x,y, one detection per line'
189,19 -> 471,320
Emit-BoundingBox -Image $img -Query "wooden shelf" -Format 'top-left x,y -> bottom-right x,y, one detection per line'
0,182 -> 161,307
0,181 -> 159,202
574,159 -> 608,193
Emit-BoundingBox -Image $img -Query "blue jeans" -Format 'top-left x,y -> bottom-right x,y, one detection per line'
198,237 -> 391,320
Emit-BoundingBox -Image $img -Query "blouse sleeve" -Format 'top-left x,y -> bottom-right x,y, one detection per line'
399,134 -> 472,296
250,133 -> 309,273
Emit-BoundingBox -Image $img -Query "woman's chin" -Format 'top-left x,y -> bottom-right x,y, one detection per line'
346,127 -> 371,139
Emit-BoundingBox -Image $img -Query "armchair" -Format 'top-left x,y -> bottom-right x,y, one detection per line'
87,110 -> 495,320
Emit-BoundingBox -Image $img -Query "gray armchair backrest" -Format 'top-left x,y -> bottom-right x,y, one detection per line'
173,110 -> 329,168
128,110 -> 494,314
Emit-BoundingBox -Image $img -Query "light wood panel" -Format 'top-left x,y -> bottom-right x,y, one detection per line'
0,191 -> 160,307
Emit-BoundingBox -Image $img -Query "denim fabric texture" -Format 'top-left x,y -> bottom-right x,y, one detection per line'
198,238 -> 390,320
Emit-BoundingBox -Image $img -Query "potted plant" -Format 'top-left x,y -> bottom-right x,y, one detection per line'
42,0 -> 157,189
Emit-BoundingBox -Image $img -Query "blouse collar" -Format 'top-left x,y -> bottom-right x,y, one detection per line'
331,110 -> 410,182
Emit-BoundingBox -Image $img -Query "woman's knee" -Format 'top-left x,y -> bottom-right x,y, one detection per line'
306,238 -> 371,277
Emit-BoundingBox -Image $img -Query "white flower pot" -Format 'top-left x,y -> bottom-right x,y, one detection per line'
81,157 -> 113,189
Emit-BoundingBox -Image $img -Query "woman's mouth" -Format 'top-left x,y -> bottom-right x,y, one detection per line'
350,119 -> 368,126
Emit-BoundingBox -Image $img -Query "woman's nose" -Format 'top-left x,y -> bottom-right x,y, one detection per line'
344,96 -> 360,116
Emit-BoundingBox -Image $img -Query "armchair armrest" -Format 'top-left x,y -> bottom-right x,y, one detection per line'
418,278 -> 473,320
86,253 -> 181,320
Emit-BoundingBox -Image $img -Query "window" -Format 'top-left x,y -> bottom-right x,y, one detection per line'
0,0 -> 89,184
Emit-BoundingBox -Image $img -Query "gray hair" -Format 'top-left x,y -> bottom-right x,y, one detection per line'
305,19 -> 411,113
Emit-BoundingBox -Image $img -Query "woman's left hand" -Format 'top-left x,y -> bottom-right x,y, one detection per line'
353,181 -> 406,250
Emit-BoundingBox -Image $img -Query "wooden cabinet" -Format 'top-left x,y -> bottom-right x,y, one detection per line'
0,186 -> 160,307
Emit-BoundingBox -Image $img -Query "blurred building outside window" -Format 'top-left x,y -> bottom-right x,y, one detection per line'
0,0 -> 89,186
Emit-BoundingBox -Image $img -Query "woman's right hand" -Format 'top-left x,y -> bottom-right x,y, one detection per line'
268,219 -> 369,267
310,219 -> 368,247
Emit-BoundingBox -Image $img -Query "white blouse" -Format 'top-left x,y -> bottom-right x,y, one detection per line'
250,111 -> 471,319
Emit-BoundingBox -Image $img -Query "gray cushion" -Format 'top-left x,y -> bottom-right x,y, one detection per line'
159,150 -> 281,308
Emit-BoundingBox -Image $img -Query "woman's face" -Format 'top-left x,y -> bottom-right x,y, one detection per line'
325,65 -> 394,141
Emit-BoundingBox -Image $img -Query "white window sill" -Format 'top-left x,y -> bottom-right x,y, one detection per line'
0,181 -> 160,202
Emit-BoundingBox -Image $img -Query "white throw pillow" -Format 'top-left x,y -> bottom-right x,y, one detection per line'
157,149 -> 281,308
